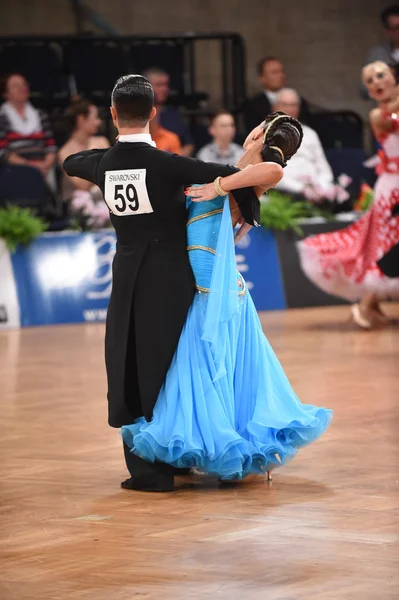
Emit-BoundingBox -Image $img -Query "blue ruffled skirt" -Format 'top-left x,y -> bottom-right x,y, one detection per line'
122,197 -> 332,480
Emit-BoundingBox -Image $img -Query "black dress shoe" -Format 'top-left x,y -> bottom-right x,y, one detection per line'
173,467 -> 192,476
121,474 -> 174,492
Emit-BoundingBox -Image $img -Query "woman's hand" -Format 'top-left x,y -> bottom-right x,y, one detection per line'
230,198 -> 253,243
231,204 -> 252,243
185,183 -> 218,201
243,122 -> 265,151
234,220 -> 252,244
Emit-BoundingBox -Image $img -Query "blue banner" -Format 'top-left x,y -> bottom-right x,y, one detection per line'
11,231 -> 116,326
235,227 -> 286,311
9,227 -> 285,327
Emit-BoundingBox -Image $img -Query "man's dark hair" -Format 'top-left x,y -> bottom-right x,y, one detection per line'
381,5 -> 399,28
256,56 -> 280,76
111,74 -> 154,126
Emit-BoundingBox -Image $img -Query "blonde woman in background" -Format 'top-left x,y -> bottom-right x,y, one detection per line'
297,62 -> 399,329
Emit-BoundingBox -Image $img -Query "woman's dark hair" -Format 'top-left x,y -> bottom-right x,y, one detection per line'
261,111 -> 303,166
111,74 -> 154,126
381,5 -> 399,28
64,97 -> 93,130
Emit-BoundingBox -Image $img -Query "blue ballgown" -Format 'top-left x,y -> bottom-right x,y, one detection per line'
122,195 -> 332,480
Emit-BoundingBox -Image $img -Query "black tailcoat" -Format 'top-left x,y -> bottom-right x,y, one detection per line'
64,142 -> 258,427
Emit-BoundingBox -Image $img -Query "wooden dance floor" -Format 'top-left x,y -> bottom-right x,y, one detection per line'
1,305 -> 398,600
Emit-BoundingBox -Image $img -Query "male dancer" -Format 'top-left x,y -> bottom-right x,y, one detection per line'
64,75 -> 259,491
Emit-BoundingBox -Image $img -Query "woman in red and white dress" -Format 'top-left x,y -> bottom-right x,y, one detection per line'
297,61 -> 399,329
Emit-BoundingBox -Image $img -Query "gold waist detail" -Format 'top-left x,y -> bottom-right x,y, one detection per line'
187,208 -> 223,227
196,272 -> 246,297
187,245 -> 217,255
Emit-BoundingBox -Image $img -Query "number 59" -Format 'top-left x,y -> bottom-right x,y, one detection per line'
114,184 -> 139,213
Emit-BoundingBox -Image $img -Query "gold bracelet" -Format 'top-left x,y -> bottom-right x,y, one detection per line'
214,176 -> 228,197
269,145 -> 285,162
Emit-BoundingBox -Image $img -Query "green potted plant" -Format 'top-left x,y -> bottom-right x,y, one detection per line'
0,206 -> 47,252
260,190 -> 335,235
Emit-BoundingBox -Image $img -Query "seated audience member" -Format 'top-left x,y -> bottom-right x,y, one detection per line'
273,89 -> 334,198
149,115 -> 182,154
143,68 -> 194,156
0,73 -> 57,190
59,98 -> 110,228
196,110 -> 244,165
364,6 -> 399,76
244,57 -> 311,132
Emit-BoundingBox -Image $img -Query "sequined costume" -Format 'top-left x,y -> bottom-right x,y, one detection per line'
297,118 -> 399,300
122,195 -> 332,480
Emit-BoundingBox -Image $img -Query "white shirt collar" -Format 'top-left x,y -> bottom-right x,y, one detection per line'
265,89 -> 278,106
118,133 -> 156,147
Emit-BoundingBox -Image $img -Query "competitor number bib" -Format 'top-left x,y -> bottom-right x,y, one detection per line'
104,169 -> 153,216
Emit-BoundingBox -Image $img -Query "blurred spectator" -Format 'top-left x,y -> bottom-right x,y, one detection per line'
59,98 -> 110,228
0,73 -> 57,190
364,5 -> 399,70
149,114 -> 182,154
243,57 -> 311,131
196,110 -> 244,165
143,68 -> 194,156
362,6 -> 399,99
273,89 -> 334,198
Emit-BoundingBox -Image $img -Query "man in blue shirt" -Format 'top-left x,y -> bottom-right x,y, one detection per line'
144,68 -> 194,156
197,110 -> 244,165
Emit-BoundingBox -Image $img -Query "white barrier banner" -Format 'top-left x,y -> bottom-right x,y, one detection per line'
0,240 -> 20,329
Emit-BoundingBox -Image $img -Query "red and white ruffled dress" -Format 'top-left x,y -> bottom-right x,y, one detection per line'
297,119 -> 399,302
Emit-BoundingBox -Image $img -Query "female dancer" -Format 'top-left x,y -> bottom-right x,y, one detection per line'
122,114 -> 332,488
297,61 -> 399,329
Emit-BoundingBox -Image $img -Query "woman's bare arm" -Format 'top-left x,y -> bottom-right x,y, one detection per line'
370,89 -> 399,136
384,88 -> 399,115
222,162 -> 283,191
370,108 -> 392,137
186,162 -> 283,202
59,145 -> 95,191
235,145 -> 266,197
